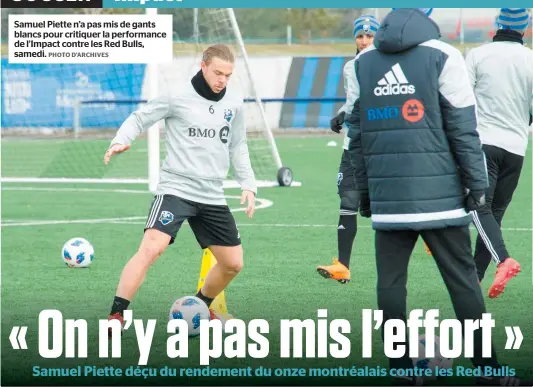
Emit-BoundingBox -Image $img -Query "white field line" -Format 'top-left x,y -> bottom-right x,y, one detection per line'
2,186 -> 531,232
3,219 -> 531,232
2,187 -> 150,194
1,192 -> 273,227
0,179 -> 302,188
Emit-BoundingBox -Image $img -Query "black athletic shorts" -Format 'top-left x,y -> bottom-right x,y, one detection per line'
337,150 -> 356,193
144,194 -> 241,249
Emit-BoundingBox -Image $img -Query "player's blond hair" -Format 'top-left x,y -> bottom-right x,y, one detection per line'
202,44 -> 235,64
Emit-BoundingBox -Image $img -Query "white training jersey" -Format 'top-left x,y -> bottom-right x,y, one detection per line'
110,80 -> 257,205
338,58 -> 357,150
465,41 -> 533,157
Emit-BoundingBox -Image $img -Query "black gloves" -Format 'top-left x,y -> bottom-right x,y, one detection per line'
359,191 -> 371,218
330,111 -> 346,133
465,190 -> 486,212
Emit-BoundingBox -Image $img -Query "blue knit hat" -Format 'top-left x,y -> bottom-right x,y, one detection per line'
393,8 -> 434,17
353,15 -> 380,38
496,8 -> 530,35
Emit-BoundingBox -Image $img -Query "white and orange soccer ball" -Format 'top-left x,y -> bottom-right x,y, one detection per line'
61,237 -> 94,268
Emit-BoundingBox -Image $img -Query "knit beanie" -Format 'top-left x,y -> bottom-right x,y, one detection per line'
353,15 -> 380,38
496,8 -> 530,35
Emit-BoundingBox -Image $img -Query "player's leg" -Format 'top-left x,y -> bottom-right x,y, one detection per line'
375,229 -> 418,377
491,150 -> 523,226
472,145 -> 502,281
111,229 -> 170,311
337,190 -> 359,269
108,195 -> 196,323
188,203 -> 242,317
484,150 -> 524,298
423,227 -> 533,385
317,151 -> 357,284
336,151 -> 359,271
197,244 -> 242,319
422,226 -> 500,369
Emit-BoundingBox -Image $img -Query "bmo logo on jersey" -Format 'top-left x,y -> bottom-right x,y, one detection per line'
188,127 -> 216,138
189,127 -> 230,144
367,106 -> 399,121
374,63 -> 416,97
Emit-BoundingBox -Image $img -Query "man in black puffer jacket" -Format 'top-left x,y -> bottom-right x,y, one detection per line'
344,8 -> 531,386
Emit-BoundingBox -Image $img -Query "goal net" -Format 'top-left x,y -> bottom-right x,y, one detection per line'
1,8 -> 294,190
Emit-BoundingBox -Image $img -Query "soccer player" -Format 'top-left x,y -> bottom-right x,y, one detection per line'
316,14 -> 380,284
465,8 -> 533,298
344,8 -> 531,385
103,44 -> 257,332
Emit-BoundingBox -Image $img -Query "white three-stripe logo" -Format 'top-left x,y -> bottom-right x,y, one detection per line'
374,63 -> 416,96
378,63 -> 409,85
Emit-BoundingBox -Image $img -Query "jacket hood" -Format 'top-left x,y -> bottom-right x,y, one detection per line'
374,9 -> 441,54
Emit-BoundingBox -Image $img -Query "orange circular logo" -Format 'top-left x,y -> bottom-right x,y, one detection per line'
402,99 -> 425,123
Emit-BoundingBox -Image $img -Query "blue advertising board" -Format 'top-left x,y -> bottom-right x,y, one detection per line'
1,59 -> 146,129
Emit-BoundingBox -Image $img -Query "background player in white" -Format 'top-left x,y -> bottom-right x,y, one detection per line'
316,15 -> 380,284
465,8 -> 533,298
103,44 -> 257,331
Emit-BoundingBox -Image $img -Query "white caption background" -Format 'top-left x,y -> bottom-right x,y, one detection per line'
9,14 -> 173,64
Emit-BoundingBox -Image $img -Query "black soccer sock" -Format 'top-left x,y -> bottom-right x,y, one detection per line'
110,296 -> 130,316
196,289 -> 215,308
338,214 -> 357,269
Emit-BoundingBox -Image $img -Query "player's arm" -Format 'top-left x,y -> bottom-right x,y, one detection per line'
439,47 -> 488,203
528,51 -> 533,125
344,60 -> 371,217
529,102 -> 533,126
331,60 -> 356,133
229,107 -> 257,218
464,49 -> 477,90
104,95 -> 172,164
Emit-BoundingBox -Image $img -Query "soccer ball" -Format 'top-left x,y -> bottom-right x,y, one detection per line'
62,237 -> 94,268
169,296 -> 210,337
412,335 -> 454,380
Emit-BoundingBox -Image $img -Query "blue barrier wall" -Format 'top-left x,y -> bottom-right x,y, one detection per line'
279,56 -> 533,129
280,56 -> 351,128
3,55 -> 529,131
0,56 -> 350,130
1,59 -> 146,129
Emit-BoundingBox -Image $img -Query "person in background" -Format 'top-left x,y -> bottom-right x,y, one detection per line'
316,14 -> 380,284
344,8 -> 531,385
465,8 -> 533,299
